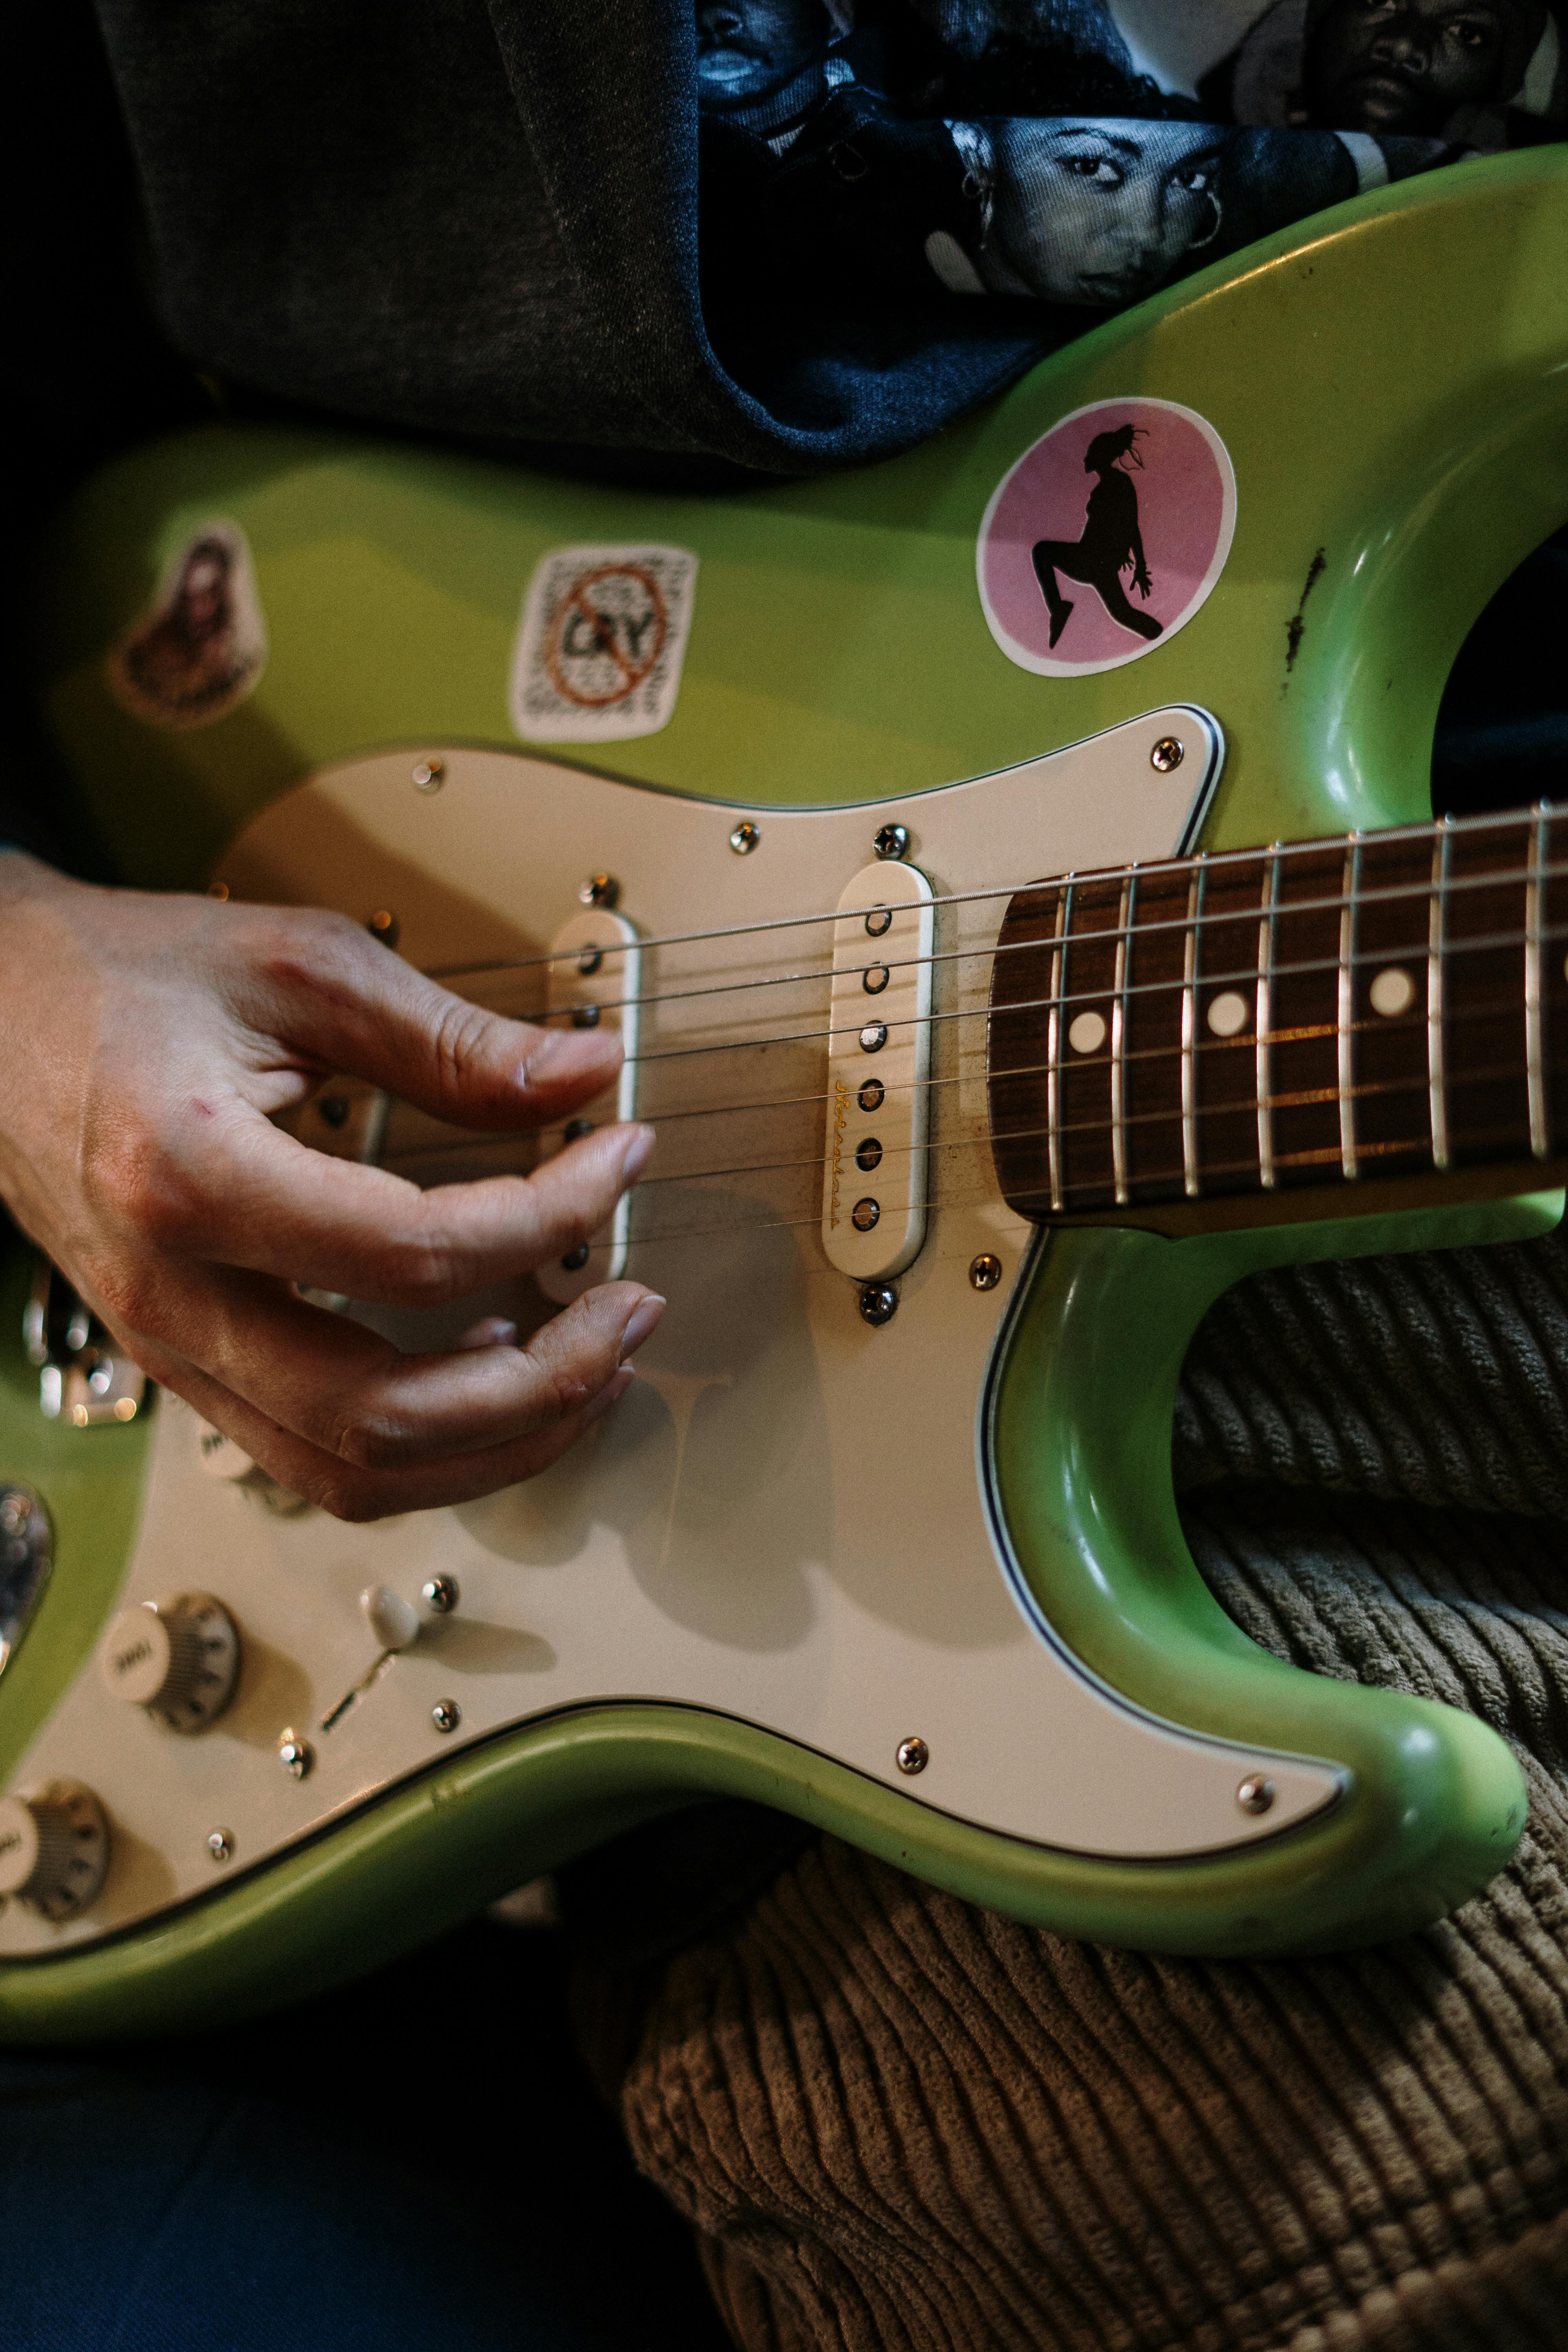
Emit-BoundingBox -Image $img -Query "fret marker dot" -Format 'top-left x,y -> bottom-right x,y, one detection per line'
1369,966 -> 1416,1018
1067,1010 -> 1107,1055
1207,991 -> 1249,1038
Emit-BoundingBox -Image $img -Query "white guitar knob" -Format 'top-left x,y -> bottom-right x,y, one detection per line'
193,1417 -> 306,1514
98,1593 -> 241,1732
0,1781 -> 110,1918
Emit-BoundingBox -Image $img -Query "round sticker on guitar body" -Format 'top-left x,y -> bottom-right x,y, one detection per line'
978,398 -> 1235,678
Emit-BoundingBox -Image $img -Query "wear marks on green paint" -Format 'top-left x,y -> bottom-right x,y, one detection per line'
1283,547 -> 1327,686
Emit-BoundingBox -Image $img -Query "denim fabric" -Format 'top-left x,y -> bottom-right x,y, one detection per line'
90,0 -> 1047,473
0,1919 -> 728,2352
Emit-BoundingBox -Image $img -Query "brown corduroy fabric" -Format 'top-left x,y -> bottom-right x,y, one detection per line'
572,1228 -> 1568,2352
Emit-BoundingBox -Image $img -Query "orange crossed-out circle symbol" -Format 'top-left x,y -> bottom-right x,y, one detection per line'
544,564 -> 669,708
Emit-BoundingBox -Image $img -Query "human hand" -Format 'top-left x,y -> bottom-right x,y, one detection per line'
0,855 -> 663,1519
1132,561 -> 1153,600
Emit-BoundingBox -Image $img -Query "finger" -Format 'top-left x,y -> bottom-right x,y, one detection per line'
241,911 -> 624,1127
95,1254 -> 665,1467
454,1317 -> 518,1350
148,1350 -> 641,1520
127,1105 -> 655,1304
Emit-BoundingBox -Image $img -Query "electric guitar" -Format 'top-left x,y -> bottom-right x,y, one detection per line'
4,149 -> 1567,2040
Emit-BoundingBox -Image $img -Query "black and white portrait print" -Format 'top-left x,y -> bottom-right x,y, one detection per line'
697,0 -> 1565,316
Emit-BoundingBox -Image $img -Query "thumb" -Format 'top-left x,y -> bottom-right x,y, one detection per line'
259,914 -> 625,1130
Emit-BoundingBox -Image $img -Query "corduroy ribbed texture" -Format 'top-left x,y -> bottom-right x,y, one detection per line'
574,1224 -> 1568,2352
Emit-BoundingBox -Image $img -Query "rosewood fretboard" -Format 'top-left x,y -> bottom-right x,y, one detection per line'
986,806 -> 1568,1220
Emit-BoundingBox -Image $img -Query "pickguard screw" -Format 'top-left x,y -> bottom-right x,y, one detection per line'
563,1118 -> 595,1143
411,757 -> 446,793
1151,737 -> 1184,773
318,1095 -> 350,1130
969,1254 -> 1003,1291
580,875 -> 620,909
859,1283 -> 898,1327
207,1829 -> 233,1864
896,1736 -> 929,1775
432,1700 -> 461,1734
561,1243 -> 591,1273
278,1733 -> 314,1781
729,822 -> 761,855
421,1574 -> 459,1614
1236,1774 -> 1275,1815
367,909 -> 401,949
873,824 -> 909,861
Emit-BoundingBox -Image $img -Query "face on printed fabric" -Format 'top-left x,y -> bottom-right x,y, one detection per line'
981,118 -> 1223,306
695,0 -> 834,97
1303,0 -> 1547,134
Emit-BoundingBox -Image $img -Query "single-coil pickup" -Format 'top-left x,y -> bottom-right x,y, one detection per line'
821,859 -> 933,1281
536,909 -> 641,1304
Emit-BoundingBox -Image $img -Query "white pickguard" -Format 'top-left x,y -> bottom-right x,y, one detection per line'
0,708 -> 1347,1956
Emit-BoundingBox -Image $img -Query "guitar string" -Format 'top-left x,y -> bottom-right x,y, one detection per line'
373,950 -> 1557,1186
392,1045 -> 1555,1200
521,848 -> 1568,1032
534,1093 -> 1559,1260
621,913 -> 1568,1069
421,798 -> 1558,986
379,1005 -> 1551,1202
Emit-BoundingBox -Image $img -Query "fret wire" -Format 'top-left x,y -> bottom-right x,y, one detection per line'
1428,819 -> 1452,1170
1181,857 -> 1204,1198
1046,880 -> 1071,1213
1255,848 -> 1281,1190
1527,809 -> 1548,1158
1337,834 -> 1360,1181
1110,870 -> 1134,1205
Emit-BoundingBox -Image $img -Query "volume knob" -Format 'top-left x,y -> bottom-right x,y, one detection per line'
0,1781 -> 110,1919
99,1592 -> 241,1732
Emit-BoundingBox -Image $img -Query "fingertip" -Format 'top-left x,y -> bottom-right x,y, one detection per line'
583,1366 -> 635,1426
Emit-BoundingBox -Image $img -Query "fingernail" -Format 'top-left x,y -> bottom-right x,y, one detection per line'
619,1124 -> 656,1184
584,1367 -> 634,1425
618,1293 -> 666,1363
454,1317 -> 518,1352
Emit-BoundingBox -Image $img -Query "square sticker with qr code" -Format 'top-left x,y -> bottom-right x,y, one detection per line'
509,544 -> 699,744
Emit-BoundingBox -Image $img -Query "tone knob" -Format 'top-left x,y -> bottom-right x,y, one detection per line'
0,1781 -> 109,1919
98,1592 -> 241,1732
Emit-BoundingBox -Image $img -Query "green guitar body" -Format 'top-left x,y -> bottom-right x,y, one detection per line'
4,149 -> 1568,2038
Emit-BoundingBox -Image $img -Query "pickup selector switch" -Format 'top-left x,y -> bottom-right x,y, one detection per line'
98,1593 -> 241,1733
0,1781 -> 109,1918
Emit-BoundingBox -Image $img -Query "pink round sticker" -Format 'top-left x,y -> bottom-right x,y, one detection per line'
977,398 -> 1236,678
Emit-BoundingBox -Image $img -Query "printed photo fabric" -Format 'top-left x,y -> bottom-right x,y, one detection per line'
697,1 -> 1567,313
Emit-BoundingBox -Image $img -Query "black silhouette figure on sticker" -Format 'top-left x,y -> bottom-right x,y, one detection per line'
1031,423 -> 1163,650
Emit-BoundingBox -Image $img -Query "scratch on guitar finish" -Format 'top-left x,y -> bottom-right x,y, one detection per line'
1283,546 -> 1328,681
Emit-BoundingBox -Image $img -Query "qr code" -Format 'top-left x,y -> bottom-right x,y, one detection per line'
509,543 -> 699,744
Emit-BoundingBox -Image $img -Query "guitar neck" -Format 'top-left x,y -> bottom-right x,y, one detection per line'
987,804 -> 1568,1225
